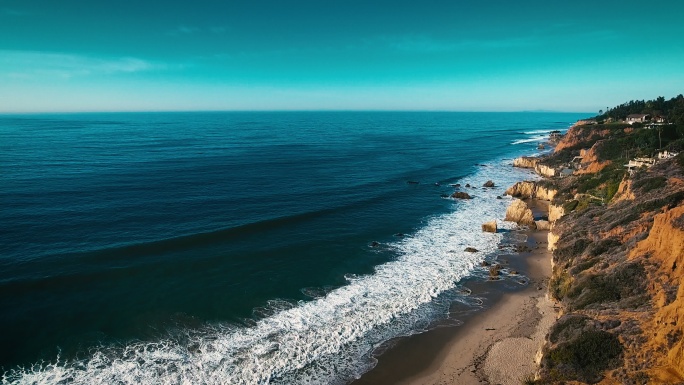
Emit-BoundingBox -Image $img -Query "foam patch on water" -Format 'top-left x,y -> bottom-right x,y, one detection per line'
3,160 -> 532,385
511,135 -> 548,145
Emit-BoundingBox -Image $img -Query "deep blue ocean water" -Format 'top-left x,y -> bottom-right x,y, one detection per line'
0,111 -> 586,384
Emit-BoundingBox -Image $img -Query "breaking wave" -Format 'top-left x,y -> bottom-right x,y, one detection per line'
2,161 -> 529,385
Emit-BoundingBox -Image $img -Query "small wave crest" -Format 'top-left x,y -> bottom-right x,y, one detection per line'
511,135 -> 547,145
3,161 -> 529,385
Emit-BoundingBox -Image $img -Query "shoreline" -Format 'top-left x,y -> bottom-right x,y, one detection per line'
353,199 -> 556,385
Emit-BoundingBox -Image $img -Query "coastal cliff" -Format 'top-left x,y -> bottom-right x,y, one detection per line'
527,119 -> 684,384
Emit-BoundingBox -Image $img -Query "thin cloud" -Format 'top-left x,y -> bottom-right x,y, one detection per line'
0,50 -> 162,80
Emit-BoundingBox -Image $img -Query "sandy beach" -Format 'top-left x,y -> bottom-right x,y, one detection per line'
354,200 -> 557,385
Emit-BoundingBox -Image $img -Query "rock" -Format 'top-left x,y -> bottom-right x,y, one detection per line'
464,247 -> 479,252
407,181 -> 419,184
513,156 -> 540,169
465,183 -> 471,188
504,181 -> 557,201
394,233 -> 404,237
480,261 -> 491,267
505,199 -> 536,228
548,231 -> 559,251
535,164 -> 557,178
489,264 -> 501,277
549,204 -> 565,223
482,220 -> 497,233
370,241 -> 379,247
496,195 -> 502,199
535,220 -> 551,231
483,180 -> 495,188
434,182 -> 440,186
451,192 -> 473,199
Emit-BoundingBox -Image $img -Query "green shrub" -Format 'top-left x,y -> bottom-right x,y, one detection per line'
588,238 -> 622,257
548,314 -> 590,344
545,330 -> 622,383
550,271 -> 573,300
633,176 -> 667,193
563,200 -> 579,212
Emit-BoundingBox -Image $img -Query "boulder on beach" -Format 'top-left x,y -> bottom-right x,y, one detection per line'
535,220 -> 551,231
451,192 -> 473,199
505,199 -> 536,228
483,180 -> 495,188
482,220 -> 497,233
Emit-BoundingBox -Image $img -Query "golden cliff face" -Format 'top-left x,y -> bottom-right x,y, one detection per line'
555,124 -> 608,153
631,205 -> 684,381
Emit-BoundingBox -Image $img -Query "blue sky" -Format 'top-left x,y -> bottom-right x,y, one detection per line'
1,0 -> 683,113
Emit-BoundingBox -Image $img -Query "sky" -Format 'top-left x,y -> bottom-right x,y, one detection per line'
1,0 -> 683,113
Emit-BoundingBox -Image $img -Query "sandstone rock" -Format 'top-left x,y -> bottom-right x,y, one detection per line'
505,181 -> 557,201
483,180 -> 495,188
535,220 -> 551,230
548,204 -> 565,223
464,247 -> 479,252
482,220 -> 497,233
451,192 -> 473,199
505,199 -> 536,228
513,156 -> 540,169
631,205 -> 684,375
547,231 -> 559,251
505,181 -> 536,198
480,261 -> 491,267
534,164 -> 557,178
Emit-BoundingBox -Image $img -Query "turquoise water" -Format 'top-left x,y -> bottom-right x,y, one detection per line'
0,111 -> 585,384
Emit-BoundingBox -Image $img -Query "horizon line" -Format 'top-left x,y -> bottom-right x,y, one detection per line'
0,108 -> 592,115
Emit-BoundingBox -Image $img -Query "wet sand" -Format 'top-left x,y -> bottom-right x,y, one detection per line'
353,200 -> 556,385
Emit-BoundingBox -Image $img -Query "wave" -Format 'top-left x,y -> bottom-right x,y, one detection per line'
511,135 -> 548,145
2,161 -> 530,385
521,129 -> 554,135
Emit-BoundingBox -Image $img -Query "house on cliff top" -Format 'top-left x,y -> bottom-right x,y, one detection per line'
626,114 -> 651,124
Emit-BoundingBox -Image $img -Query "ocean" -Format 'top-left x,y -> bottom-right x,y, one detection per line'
0,111 -> 585,384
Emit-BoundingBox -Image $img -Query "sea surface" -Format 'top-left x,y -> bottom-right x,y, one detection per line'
0,111 -> 586,384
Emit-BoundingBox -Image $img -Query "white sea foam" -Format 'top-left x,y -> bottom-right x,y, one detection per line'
522,129 -> 554,135
3,160 -> 531,385
511,135 -> 547,145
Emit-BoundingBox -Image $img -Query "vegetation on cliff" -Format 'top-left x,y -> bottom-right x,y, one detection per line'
595,94 -> 684,127
529,105 -> 684,384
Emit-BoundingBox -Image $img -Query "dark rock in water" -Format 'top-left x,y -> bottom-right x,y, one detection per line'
407,181 -> 419,184
483,180 -> 495,188
515,244 -> 532,252
452,183 -> 461,188
394,233 -> 405,237
496,196 -> 502,199
480,261 -> 491,267
465,183 -> 471,188
434,182 -> 441,186
370,241 -> 379,247
451,192 -> 473,199
440,193 -> 449,198
464,247 -> 479,253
